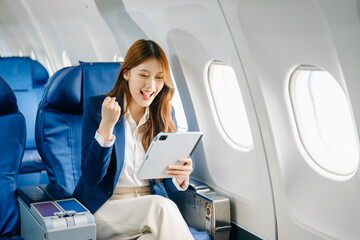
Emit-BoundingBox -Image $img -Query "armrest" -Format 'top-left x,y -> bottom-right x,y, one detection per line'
17,183 -> 72,208
169,179 -> 231,240
16,184 -> 96,240
188,178 -> 211,192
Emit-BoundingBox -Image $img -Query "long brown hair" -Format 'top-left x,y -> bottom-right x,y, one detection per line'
108,39 -> 176,151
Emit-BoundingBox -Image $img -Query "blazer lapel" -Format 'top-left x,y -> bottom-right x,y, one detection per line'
112,98 -> 125,188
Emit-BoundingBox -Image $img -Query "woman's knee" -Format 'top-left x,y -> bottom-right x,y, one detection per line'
146,195 -> 179,213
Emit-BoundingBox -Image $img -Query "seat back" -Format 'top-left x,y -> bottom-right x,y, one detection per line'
0,76 -> 26,237
0,57 -> 49,176
36,62 -> 121,193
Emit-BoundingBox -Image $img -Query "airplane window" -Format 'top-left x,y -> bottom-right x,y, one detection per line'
290,65 -> 359,176
208,60 -> 253,149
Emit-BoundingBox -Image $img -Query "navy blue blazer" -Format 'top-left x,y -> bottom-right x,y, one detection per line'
73,95 -> 180,213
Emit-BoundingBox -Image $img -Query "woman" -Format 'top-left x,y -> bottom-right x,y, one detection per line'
73,39 -> 194,240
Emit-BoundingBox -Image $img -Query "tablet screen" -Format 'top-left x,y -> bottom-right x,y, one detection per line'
137,132 -> 203,179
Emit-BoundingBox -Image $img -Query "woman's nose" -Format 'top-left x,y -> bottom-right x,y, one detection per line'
145,77 -> 155,88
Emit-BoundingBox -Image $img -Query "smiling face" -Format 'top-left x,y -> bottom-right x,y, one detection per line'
124,58 -> 165,112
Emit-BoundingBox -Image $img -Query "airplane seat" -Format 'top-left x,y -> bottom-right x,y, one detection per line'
35,62 -> 122,193
35,62 -> 211,240
189,226 -> 212,240
0,76 -> 25,240
0,57 -> 49,187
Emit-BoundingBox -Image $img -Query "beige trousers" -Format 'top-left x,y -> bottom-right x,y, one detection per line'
94,186 -> 194,240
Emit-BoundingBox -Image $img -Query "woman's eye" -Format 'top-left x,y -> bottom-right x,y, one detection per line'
156,77 -> 164,80
139,74 -> 148,78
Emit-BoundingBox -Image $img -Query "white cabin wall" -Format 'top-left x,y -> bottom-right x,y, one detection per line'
220,0 -> 360,239
0,1 -> 56,74
0,0 -> 120,73
94,0 -> 148,59
315,0 -> 360,145
0,1 -> 38,57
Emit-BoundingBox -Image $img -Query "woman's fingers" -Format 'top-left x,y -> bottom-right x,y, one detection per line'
165,170 -> 191,176
167,164 -> 192,172
166,158 -> 193,187
104,96 -> 111,103
103,97 -> 118,108
166,157 -> 193,176
99,97 -> 121,139
102,97 -> 120,116
180,157 -> 192,164
166,168 -> 192,176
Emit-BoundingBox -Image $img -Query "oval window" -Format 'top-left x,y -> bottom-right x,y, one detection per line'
290,65 -> 359,176
208,60 -> 253,149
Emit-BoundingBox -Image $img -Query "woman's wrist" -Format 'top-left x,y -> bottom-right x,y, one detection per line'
176,177 -> 186,186
98,121 -> 114,142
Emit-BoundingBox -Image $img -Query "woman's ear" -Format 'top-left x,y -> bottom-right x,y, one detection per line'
123,69 -> 130,81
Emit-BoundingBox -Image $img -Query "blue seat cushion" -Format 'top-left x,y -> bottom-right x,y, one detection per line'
0,114 -> 24,238
15,87 -> 45,175
0,57 -> 48,177
15,88 -> 44,149
19,149 -> 45,173
0,57 -> 48,90
0,81 -> 18,115
0,77 -> 25,238
189,226 -> 211,240
0,57 -> 32,90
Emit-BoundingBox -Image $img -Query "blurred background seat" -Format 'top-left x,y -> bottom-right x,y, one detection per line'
0,76 -> 25,239
0,57 -> 49,187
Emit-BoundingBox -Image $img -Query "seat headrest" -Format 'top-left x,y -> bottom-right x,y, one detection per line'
0,57 -> 49,90
31,59 -> 49,87
41,62 -> 121,114
0,76 -> 18,115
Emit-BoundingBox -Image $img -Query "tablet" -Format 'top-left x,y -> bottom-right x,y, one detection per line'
137,131 -> 203,179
